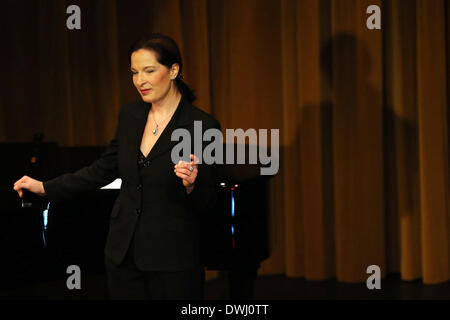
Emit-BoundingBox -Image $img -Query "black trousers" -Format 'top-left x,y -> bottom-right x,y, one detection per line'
104,237 -> 205,300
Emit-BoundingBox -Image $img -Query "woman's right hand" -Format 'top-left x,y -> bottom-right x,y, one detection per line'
13,175 -> 46,198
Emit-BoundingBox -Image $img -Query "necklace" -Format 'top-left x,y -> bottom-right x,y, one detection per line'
150,108 -> 176,136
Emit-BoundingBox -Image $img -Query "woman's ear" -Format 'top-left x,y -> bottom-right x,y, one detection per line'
170,63 -> 180,80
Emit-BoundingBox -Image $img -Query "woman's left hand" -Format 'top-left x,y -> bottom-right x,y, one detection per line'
174,154 -> 198,191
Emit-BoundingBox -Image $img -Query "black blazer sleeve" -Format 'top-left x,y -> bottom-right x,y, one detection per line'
43,114 -> 121,203
183,119 -> 221,214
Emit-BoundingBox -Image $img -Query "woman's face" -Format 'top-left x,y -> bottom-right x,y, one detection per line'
130,49 -> 179,103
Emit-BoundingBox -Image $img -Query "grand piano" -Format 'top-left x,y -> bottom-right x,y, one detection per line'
0,136 -> 273,299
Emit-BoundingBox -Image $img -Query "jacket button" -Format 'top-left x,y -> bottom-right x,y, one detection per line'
135,209 -> 141,215
137,184 -> 142,191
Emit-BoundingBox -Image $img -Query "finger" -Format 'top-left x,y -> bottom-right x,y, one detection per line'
175,160 -> 189,169
175,171 -> 197,186
14,176 -> 28,186
19,181 -> 29,190
174,160 -> 182,169
19,175 -> 28,182
190,154 -> 200,164
189,155 -> 199,170
175,169 -> 197,183
175,172 -> 191,180
13,182 -> 26,191
175,168 -> 194,176
189,161 -> 198,171
179,164 -> 198,174
175,162 -> 196,172
175,166 -> 197,176
179,161 -> 197,171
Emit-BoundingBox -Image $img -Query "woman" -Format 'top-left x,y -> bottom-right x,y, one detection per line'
13,33 -> 221,300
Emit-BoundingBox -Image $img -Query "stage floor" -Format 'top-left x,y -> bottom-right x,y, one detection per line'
1,272 -> 449,300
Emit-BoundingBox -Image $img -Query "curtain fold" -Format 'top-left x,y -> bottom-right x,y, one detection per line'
384,0 -> 421,281
416,0 -> 450,284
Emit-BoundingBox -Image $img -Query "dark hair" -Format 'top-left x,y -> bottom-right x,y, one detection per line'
128,33 -> 196,103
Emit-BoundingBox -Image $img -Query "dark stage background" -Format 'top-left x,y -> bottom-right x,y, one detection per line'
1,0 -> 450,294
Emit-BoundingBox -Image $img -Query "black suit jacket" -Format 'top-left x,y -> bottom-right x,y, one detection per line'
43,95 -> 221,271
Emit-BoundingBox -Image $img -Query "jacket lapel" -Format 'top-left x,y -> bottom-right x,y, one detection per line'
128,95 -> 192,169
147,95 -> 192,162
129,101 -> 150,167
